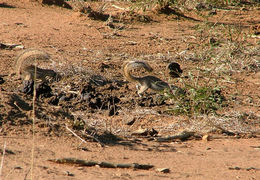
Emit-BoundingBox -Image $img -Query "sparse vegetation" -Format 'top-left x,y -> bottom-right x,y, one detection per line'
167,82 -> 225,116
129,0 -> 176,12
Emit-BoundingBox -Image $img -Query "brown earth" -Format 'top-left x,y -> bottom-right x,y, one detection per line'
0,0 -> 260,179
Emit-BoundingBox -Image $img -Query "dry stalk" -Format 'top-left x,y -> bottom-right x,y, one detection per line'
30,57 -> 37,180
65,126 -> 88,146
0,141 -> 7,179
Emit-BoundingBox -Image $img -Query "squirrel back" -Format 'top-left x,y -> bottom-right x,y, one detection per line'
12,49 -> 50,79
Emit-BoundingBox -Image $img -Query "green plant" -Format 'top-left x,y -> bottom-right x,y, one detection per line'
72,119 -> 86,130
166,77 -> 225,116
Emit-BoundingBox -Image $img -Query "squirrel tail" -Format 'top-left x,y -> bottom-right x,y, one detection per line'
15,49 -> 50,77
123,61 -> 153,82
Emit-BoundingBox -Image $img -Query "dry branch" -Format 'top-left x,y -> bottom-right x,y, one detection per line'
48,158 -> 154,170
156,131 -> 195,142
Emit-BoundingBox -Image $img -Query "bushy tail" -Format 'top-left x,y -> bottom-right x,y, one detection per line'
123,61 -> 153,82
15,49 -> 50,78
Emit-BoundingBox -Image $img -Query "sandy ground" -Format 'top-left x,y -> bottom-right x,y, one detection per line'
1,136 -> 260,180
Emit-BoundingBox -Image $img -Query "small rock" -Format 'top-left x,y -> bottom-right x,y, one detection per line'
126,41 -> 137,45
241,7 -> 248,11
229,166 -> 241,170
156,168 -> 170,173
167,62 -> 183,78
79,147 -> 89,152
208,10 -> 217,15
78,167 -> 84,170
64,171 -> 74,176
253,146 -> 260,151
202,134 -> 210,141
131,128 -> 149,136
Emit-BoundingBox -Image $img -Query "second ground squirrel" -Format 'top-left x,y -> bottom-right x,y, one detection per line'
10,49 -> 58,82
123,61 -> 171,96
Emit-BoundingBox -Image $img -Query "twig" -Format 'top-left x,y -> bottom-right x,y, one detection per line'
228,166 -> 260,171
111,4 -> 129,11
48,158 -> 154,170
0,136 -> 29,139
24,168 -> 31,180
65,126 -> 88,145
4,167 -> 14,180
67,90 -> 79,94
30,56 -> 38,180
13,101 -> 25,112
0,141 -> 7,179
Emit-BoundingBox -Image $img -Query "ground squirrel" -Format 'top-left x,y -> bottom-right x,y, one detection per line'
10,49 -> 58,82
123,61 -> 171,96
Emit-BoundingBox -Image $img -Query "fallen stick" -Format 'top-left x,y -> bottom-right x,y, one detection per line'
65,126 -> 88,145
0,42 -> 23,49
49,158 -> 98,166
0,141 -> 6,177
228,166 -> 260,171
48,158 -> 154,170
66,125 -> 105,147
156,131 -> 195,142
